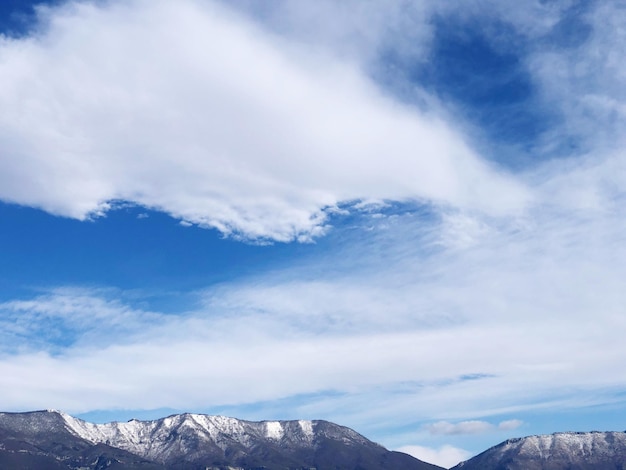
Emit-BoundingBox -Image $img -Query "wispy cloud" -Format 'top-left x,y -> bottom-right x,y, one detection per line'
426,419 -> 523,436
527,1 -> 626,153
1,180 -> 625,421
0,288 -> 165,353
427,421 -> 494,436
498,419 -> 524,431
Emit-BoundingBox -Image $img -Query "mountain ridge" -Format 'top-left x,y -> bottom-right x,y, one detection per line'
0,410 -> 443,470
452,430 -> 626,469
2,410 -> 626,469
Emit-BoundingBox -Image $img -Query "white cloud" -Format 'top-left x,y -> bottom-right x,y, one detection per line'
498,419 -> 524,431
0,0 -> 526,242
397,444 -> 472,468
425,419 -> 523,436
427,420 -> 494,436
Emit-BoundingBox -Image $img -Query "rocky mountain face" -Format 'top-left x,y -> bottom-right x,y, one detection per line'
0,410 -> 443,470
453,431 -> 626,470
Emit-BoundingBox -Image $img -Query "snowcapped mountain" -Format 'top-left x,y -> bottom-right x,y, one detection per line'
61,412 -> 319,462
453,431 -> 626,469
0,410 -> 443,470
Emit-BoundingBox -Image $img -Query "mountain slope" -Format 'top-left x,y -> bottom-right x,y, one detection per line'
0,410 -> 443,470
453,431 -> 626,470
0,410 -> 164,469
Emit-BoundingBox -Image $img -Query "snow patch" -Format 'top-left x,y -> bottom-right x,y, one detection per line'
265,421 -> 284,440
298,420 -> 314,439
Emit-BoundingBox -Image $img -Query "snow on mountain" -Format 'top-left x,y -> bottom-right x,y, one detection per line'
264,420 -> 283,440
59,410 -> 394,463
510,431 -> 625,460
60,412 -> 322,462
453,431 -> 626,469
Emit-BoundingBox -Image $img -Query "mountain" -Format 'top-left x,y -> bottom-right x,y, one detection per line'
0,410 -> 162,469
453,431 -> 626,470
0,410 -> 443,470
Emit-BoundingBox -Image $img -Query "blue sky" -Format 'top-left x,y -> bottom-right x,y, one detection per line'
1,0 -> 626,467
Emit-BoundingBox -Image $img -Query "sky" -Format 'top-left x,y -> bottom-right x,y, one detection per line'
1,0 -> 626,467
